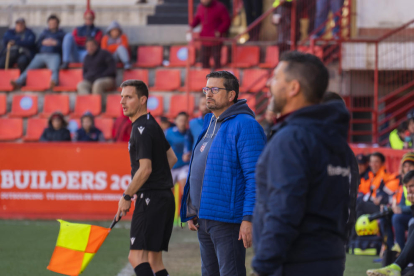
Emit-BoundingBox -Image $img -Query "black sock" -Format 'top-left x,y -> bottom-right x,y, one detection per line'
134,262 -> 153,276
155,269 -> 169,276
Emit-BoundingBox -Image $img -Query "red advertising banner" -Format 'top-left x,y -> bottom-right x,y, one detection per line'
0,143 -> 134,220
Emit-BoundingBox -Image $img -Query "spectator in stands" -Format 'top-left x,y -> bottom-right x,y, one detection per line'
356,152 -> 400,218
0,18 -> 36,72
101,21 -> 131,70
166,112 -> 191,187
407,110 -> 414,148
73,112 -> 105,142
389,121 -> 411,150
313,0 -> 344,39
186,97 -> 209,153
243,0 -> 263,41
11,15 -> 65,90
190,0 -> 231,69
77,38 -> 116,95
40,112 -> 71,142
159,116 -> 175,133
113,112 -> 132,142
60,10 -> 103,69
356,153 -> 371,184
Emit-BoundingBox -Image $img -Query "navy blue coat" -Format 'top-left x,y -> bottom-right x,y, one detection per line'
252,101 -> 356,275
37,28 -> 65,54
2,28 -> 36,56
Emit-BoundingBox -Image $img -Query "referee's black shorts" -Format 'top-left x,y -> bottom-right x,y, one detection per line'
130,189 -> 175,252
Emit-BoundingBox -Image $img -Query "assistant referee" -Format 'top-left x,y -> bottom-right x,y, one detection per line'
116,80 -> 178,276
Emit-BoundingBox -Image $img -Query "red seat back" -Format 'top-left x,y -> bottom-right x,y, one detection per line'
136,46 -> 163,67
233,46 -> 260,67
73,95 -> 102,117
94,117 -> 114,140
24,118 -> 48,141
122,69 -> 149,86
104,94 -> 122,118
169,95 -> 194,118
0,118 -> 23,140
185,69 -> 211,92
264,46 -> 279,67
21,69 -> 52,91
241,69 -> 269,93
53,69 -> 83,92
10,94 -> 38,117
0,69 -> 20,91
42,94 -> 70,117
169,46 -> 196,67
239,93 -> 256,113
0,94 -> 6,115
152,69 -> 181,91
147,95 -> 164,117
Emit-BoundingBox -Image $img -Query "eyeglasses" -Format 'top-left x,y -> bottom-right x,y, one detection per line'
202,87 -> 227,94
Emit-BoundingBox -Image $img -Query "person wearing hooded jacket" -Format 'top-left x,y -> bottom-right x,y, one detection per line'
40,112 -> 71,142
101,21 -> 131,69
252,51 -> 356,276
180,71 -> 266,276
73,112 -> 105,142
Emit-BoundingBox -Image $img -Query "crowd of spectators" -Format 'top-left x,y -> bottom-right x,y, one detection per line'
389,110 -> 414,150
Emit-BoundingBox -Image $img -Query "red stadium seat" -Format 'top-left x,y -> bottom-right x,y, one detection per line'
0,94 -> 6,115
147,95 -> 164,117
69,63 -> 83,68
40,94 -> 70,118
180,69 -> 210,92
240,69 -> 269,93
0,69 -> 20,92
118,69 -> 149,91
53,69 -> 83,92
168,46 -> 196,67
71,95 -> 102,118
21,69 -> 52,91
168,95 -> 194,118
23,118 -> 48,142
228,46 -> 260,68
150,69 -> 181,92
239,93 -> 256,113
95,117 -> 114,140
0,118 -> 23,140
9,94 -> 38,117
259,46 -> 279,69
102,94 -> 122,118
136,46 -> 163,67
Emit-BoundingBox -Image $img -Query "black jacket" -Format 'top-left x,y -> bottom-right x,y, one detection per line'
40,127 -> 71,142
82,48 -> 116,83
252,101 -> 358,275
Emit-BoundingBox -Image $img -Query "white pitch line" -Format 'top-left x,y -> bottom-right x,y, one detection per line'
116,263 -> 134,276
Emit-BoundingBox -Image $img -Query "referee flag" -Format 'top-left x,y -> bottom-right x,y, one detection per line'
47,220 -> 110,275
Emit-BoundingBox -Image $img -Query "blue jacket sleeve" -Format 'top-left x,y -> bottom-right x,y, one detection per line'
184,129 -> 193,154
37,31 -> 46,50
2,30 -> 13,47
14,29 -> 36,48
399,192 -> 412,214
252,129 -> 310,274
236,119 -> 266,218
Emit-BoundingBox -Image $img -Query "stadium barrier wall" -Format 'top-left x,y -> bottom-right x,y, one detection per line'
0,143 -> 409,220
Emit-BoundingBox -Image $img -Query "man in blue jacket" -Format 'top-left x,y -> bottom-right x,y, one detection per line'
180,71 -> 266,276
253,51 -> 354,276
0,18 -> 36,72
11,14 -> 65,89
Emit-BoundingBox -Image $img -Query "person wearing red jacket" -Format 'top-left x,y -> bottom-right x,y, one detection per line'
60,10 -> 103,69
190,0 -> 231,69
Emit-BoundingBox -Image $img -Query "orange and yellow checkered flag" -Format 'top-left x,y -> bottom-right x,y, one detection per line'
47,220 -> 111,276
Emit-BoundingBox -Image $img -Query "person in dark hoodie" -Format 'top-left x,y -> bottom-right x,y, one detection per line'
77,38 -> 116,95
11,15 -> 65,90
101,21 -> 131,69
180,71 -> 267,276
73,112 -> 105,142
252,51 -> 356,276
0,18 -> 36,72
40,112 -> 71,142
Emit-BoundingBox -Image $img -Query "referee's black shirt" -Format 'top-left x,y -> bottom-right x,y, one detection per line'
129,113 -> 173,192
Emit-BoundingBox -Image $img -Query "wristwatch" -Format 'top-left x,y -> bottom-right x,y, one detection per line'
123,193 -> 132,201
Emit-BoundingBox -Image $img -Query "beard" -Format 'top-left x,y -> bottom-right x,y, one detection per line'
273,94 -> 287,114
206,99 -> 223,111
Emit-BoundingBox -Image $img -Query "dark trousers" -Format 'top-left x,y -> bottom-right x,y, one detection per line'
201,45 -> 221,69
197,219 -> 246,276
395,218 -> 414,269
382,213 -> 412,249
243,0 -> 263,41
281,258 -> 345,276
0,50 -> 31,72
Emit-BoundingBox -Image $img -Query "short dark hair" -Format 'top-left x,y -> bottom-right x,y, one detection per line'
86,37 -> 98,46
403,170 -> 414,184
280,51 -> 329,104
206,71 -> 239,103
120,80 -> 149,103
47,14 -> 60,24
371,152 -> 386,163
398,121 -> 409,134
177,111 -> 189,118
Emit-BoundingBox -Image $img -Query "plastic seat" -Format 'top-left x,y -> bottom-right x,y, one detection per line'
40,94 -> 70,118
23,118 -> 48,142
147,95 -> 164,117
229,46 -> 260,68
168,95 -> 194,118
94,117 -> 114,140
167,46 -> 196,67
0,94 -> 6,115
9,94 -> 38,117
239,93 -> 256,113
180,69 -> 211,92
53,69 -> 83,92
71,95 -> 102,118
118,69 -> 149,91
150,69 -> 181,92
21,69 -> 52,91
0,118 -> 23,140
259,46 -> 279,69
0,69 -> 20,92
68,63 -> 83,68
136,46 -> 163,67
102,94 -> 122,118
240,69 -> 269,93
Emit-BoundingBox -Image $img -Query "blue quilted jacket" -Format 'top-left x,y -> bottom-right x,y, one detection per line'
180,100 -> 266,224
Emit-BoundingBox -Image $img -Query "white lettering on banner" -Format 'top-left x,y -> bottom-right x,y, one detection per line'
0,170 -> 127,191
1,192 -> 44,200
0,192 -> 120,201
